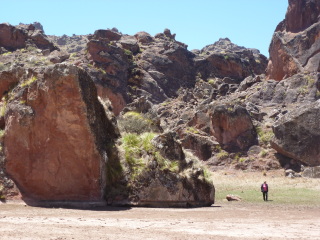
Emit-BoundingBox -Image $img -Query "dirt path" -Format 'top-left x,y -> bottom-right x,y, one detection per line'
0,202 -> 319,240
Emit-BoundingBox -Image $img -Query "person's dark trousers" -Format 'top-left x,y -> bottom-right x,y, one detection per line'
263,192 -> 268,201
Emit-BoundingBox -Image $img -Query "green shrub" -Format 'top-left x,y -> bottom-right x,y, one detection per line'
259,149 -> 268,157
118,111 -> 153,134
217,151 -> 229,160
256,127 -> 274,145
20,76 -> 37,88
0,103 -> 6,117
208,78 -> 216,85
124,49 -> 132,56
1,51 -> 12,56
186,127 -> 199,134
0,63 -> 5,71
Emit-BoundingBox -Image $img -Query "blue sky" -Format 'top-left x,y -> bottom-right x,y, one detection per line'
1,0 -> 288,56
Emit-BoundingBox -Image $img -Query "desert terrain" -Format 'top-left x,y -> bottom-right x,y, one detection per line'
1,170 -> 319,240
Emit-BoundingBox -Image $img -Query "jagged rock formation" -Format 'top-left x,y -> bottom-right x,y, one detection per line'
2,0 -> 320,204
195,38 -> 267,81
0,23 -> 56,52
267,0 -> 320,80
4,64 -> 118,202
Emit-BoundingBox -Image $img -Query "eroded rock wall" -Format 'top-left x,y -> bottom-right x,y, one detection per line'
267,0 -> 320,80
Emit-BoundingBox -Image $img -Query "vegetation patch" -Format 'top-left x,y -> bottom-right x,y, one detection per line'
121,132 -> 182,182
212,171 -> 320,206
256,126 -> 274,145
0,102 -> 7,117
20,76 -> 37,88
186,127 -> 199,134
217,150 -> 229,160
118,111 -> 156,134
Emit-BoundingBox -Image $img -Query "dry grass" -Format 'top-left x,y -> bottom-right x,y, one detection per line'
211,170 -> 320,206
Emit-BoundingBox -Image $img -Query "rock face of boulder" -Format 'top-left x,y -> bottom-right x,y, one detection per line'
209,104 -> 257,151
267,0 -> 320,80
126,132 -> 215,207
271,101 -> 320,166
0,23 -> 56,52
4,64 -> 117,201
248,73 -> 319,106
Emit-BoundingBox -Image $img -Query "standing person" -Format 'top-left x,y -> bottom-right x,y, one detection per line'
261,181 -> 268,201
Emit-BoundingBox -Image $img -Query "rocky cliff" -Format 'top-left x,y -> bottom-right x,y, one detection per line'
267,0 -> 320,80
1,0 -> 320,206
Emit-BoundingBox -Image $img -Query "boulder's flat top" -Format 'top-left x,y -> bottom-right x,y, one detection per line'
0,202 -> 319,240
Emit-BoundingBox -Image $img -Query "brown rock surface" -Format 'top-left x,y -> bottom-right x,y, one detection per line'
209,104 -> 257,151
267,0 -> 320,80
0,23 -> 28,51
0,23 -> 56,52
285,0 -> 320,33
195,38 -> 267,82
4,64 -> 117,201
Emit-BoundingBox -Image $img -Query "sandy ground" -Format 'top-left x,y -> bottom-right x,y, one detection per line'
0,202 -> 319,240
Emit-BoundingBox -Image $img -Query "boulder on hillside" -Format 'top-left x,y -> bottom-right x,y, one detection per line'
134,31 -> 154,44
4,64 -> 118,202
0,23 -> 56,52
179,131 -> 218,161
209,104 -> 258,151
267,0 -> 320,80
271,101 -> 320,166
90,29 -> 122,41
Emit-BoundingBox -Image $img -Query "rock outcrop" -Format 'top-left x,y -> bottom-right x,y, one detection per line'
4,64 -> 118,202
195,38 -> 267,81
267,0 -> 320,80
271,101 -> 320,166
0,23 -> 56,52
209,104 -> 257,151
137,29 -> 196,100
86,29 -> 131,115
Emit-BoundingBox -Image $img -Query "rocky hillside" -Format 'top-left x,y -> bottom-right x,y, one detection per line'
0,0 -> 320,206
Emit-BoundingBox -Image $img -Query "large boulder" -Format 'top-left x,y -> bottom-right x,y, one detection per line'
267,0 -> 320,80
270,101 -> 320,166
4,64 -> 118,202
122,132 -> 215,207
248,73 -> 319,106
209,104 -> 258,151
